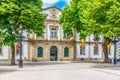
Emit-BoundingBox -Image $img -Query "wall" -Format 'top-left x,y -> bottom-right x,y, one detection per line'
0,46 -> 9,59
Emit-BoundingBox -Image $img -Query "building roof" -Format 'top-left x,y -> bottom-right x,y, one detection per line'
43,6 -> 62,11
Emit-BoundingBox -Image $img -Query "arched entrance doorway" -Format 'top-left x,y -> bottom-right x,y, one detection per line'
50,46 -> 58,61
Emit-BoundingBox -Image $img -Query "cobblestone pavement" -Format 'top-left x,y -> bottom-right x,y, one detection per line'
0,61 -> 120,80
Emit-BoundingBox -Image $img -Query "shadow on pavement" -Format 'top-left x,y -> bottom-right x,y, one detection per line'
70,60 -> 104,63
71,61 -> 120,71
0,69 -> 17,75
0,61 -> 68,67
0,63 -> 15,66
90,63 -> 120,71
23,61 -> 68,66
109,67 -> 120,71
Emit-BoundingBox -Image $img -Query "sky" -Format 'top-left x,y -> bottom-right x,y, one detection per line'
42,0 -> 71,9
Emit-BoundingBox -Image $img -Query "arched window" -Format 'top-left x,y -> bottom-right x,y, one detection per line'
64,47 -> 69,57
38,47 -> 43,57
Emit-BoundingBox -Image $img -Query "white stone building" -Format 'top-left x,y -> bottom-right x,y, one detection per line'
0,6 -> 115,61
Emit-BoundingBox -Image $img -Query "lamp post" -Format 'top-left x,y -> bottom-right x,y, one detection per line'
112,37 -> 120,64
16,24 -> 27,68
18,24 -> 23,68
18,0 -> 23,68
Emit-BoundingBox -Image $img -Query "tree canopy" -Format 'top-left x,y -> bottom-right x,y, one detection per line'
59,0 -> 86,39
0,0 -> 45,45
59,0 -> 120,62
60,0 -> 120,38
79,0 -> 120,38
0,0 -> 45,65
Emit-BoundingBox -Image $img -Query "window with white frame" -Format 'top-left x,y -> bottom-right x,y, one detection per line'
94,42 -> 99,55
50,27 -> 58,38
94,47 -> 99,55
80,45 -> 85,55
63,33 -> 69,39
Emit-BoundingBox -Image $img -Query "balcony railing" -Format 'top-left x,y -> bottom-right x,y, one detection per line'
50,36 -> 58,40
63,37 -> 70,40
36,36 -> 44,40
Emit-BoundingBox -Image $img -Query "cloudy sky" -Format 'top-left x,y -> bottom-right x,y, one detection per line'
42,0 -> 71,9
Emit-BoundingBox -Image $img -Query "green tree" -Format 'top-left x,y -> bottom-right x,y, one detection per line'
59,0 -> 86,39
79,0 -> 120,62
0,0 -> 45,65
59,0 -> 120,62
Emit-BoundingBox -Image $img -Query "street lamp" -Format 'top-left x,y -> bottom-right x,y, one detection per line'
112,36 -> 120,64
17,24 -> 26,68
19,24 -> 23,68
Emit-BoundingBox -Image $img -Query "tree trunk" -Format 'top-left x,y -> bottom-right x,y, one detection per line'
102,37 -> 111,63
11,45 -> 16,65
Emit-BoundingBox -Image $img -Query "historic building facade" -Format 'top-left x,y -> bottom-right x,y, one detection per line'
0,6 -> 115,61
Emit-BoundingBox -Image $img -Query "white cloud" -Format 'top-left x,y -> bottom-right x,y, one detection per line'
42,0 -> 60,8
63,0 -> 71,5
42,0 -> 60,4
42,3 -> 52,8
42,0 -> 71,8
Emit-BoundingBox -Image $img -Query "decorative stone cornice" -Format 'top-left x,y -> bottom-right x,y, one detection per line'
43,6 -> 62,11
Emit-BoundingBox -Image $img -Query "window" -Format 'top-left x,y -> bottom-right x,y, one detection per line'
64,47 -> 69,57
80,45 -> 85,55
0,46 -> 2,55
50,27 -> 57,38
63,34 -> 69,39
52,14 -> 56,19
94,42 -> 99,55
38,47 -> 43,57
52,8 -> 56,11
94,48 -> 99,55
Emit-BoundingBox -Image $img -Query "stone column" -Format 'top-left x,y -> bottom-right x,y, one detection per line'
58,44 -> 62,61
46,24 -> 48,40
58,25 -> 60,40
44,29 -> 46,39
48,25 -> 50,40
27,42 -> 31,61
